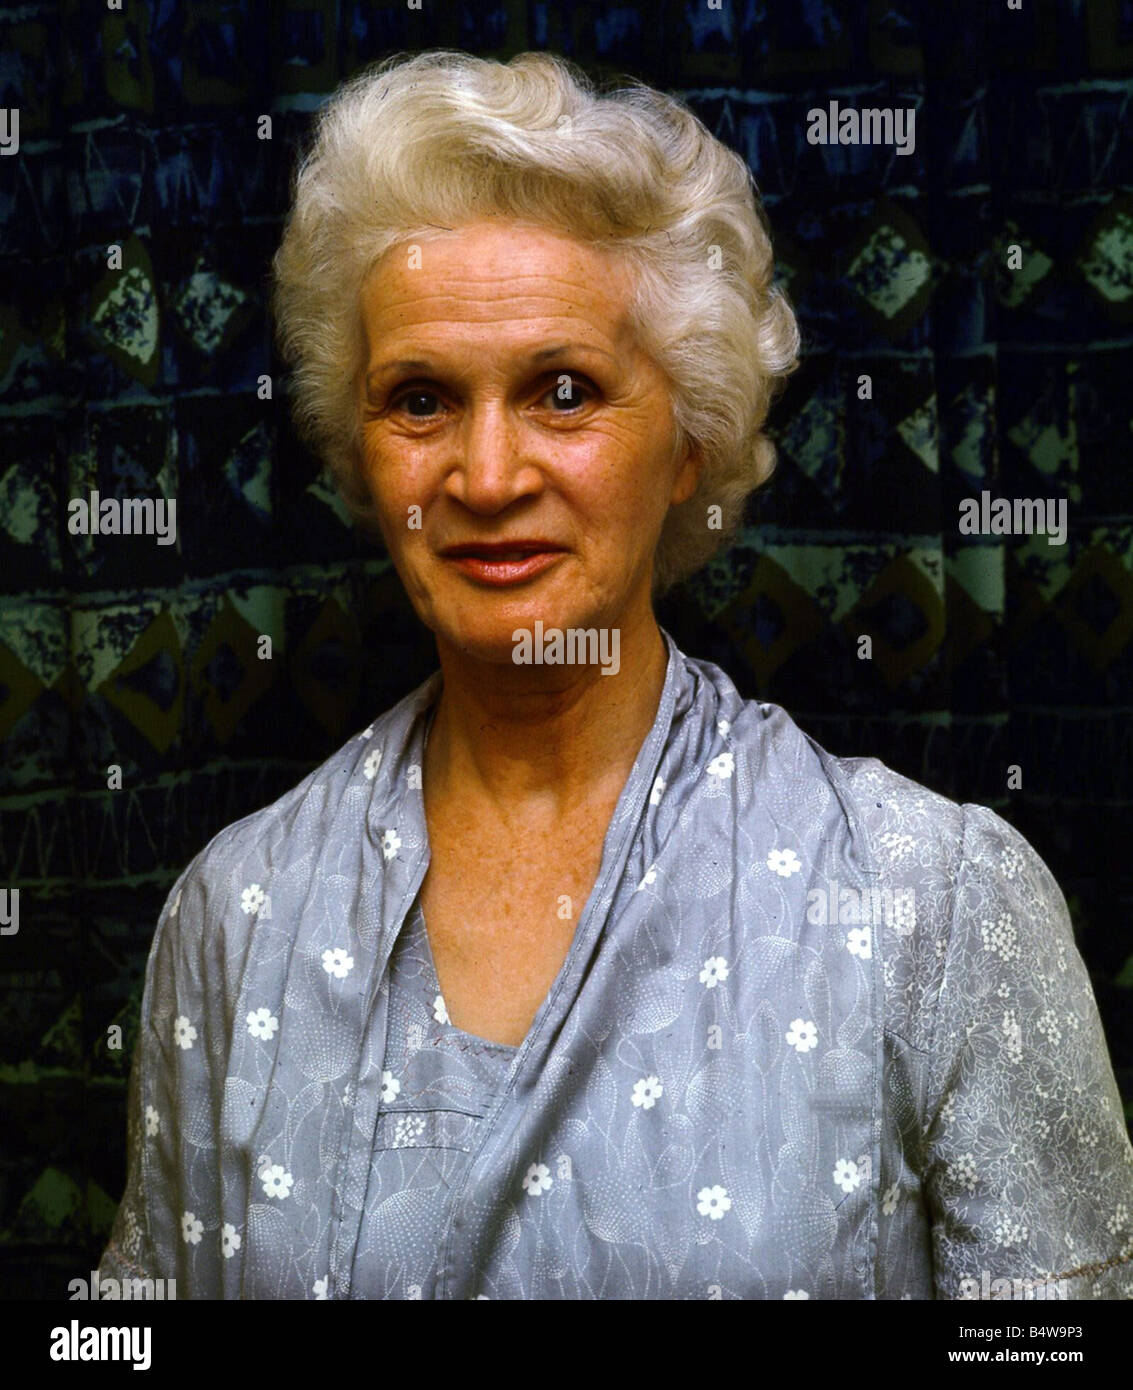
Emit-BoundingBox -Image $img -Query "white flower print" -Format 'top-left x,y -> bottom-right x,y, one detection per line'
939,1093 -> 957,1124
433,993 -> 450,1024
380,1070 -> 401,1103
980,911 -> 1019,962
363,748 -> 382,780
381,828 -> 401,860
833,1158 -> 862,1194
785,1018 -> 818,1053
144,1105 -> 160,1137
882,1183 -> 900,1216
767,847 -> 801,878
950,1153 -> 978,1196
696,1184 -> 731,1220
394,1115 -> 426,1146
699,955 -> 729,989
706,751 -> 734,780
220,1223 -> 241,1259
246,1006 -> 279,1041
636,864 -> 658,891
1035,1009 -> 1062,1047
992,1214 -> 1028,1249
181,1211 -> 203,1245
322,947 -> 354,980
846,925 -> 871,960
631,1076 -> 663,1110
1000,843 -> 1023,879
313,1276 -> 329,1300
877,831 -> 914,860
173,1015 -> 197,1050
261,1163 -> 294,1200
717,718 -> 730,736
522,1163 -> 553,1196
783,1289 -> 810,1299
1106,1204 -> 1130,1237
240,883 -> 266,916
649,775 -> 665,806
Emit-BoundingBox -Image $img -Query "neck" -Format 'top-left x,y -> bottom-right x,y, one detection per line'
423,611 -> 669,826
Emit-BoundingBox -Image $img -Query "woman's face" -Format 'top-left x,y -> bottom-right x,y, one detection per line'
355,219 -> 700,669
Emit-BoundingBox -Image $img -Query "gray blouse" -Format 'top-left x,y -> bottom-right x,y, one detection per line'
99,630 -> 1133,1299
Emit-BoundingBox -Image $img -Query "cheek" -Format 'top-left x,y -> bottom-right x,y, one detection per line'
359,440 -> 420,511
602,452 -> 674,525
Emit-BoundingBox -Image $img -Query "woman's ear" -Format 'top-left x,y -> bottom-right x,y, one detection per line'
669,438 -> 703,507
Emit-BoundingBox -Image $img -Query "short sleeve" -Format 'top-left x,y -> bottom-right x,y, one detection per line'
97,856 -> 223,1295
923,803 -> 1133,1299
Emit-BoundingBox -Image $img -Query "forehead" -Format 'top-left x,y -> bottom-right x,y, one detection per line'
359,219 -> 634,339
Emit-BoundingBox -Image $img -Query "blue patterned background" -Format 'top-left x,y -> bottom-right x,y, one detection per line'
0,0 -> 1131,1298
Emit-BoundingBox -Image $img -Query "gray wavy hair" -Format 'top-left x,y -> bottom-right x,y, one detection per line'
272,48 -> 800,595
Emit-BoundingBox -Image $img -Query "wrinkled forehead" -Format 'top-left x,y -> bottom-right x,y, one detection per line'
357,222 -> 640,373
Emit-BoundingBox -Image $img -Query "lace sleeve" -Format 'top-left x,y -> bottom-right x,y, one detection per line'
923,803 -> 1133,1300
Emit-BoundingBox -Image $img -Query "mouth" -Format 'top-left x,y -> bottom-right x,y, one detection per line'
439,542 -> 566,587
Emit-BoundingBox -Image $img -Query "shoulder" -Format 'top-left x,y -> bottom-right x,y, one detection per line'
814,748 -> 1049,909
148,675 -> 437,969
799,746 -> 1070,1052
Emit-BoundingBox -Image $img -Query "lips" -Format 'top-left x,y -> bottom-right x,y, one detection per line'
440,543 -> 566,587
440,541 -> 564,559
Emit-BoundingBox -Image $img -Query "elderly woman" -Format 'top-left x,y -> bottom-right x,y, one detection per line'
99,49 -> 1133,1301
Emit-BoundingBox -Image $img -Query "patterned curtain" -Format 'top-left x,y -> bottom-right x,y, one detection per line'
0,0 -> 1129,1296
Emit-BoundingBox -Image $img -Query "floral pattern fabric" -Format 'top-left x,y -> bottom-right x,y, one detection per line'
98,631 -> 1133,1298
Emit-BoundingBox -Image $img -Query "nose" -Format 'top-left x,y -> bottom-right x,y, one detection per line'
442,400 -> 544,514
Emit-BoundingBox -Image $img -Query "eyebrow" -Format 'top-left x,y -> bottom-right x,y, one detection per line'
365,341 -> 614,390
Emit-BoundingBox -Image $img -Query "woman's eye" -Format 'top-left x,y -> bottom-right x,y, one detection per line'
542,376 -> 590,410
394,389 -> 442,418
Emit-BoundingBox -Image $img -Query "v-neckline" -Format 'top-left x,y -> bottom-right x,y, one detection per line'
414,897 -> 521,1054
407,630 -> 682,1062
